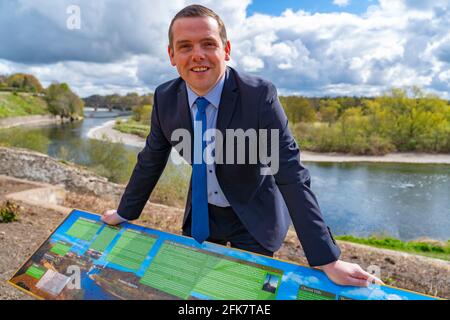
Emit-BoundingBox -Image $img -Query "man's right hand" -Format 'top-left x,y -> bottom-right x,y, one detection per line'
101,209 -> 127,225
318,260 -> 384,287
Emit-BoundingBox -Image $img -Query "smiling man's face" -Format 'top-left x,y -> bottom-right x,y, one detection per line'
168,16 -> 231,96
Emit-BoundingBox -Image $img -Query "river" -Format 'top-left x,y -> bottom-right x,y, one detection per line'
1,109 -> 448,241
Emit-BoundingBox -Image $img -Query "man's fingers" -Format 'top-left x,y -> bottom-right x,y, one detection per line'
103,210 -> 115,217
101,212 -> 110,222
345,276 -> 370,287
351,267 -> 371,279
352,267 -> 384,285
101,210 -> 115,222
101,215 -> 110,224
368,275 -> 384,285
101,210 -> 124,226
323,261 -> 385,287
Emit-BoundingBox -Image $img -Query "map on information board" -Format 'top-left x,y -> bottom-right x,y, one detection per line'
8,209 -> 438,300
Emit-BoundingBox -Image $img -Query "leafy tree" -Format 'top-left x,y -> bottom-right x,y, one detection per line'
132,104 -> 153,123
123,92 -> 140,110
0,75 -> 7,88
141,94 -> 154,105
287,86 -> 449,154
45,82 -> 84,118
6,73 -> 43,92
318,100 -> 340,124
83,93 -> 154,111
280,96 -> 317,123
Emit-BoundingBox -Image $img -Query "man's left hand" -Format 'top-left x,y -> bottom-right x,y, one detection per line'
318,260 -> 384,287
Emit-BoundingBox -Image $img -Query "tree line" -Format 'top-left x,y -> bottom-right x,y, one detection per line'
87,86 -> 450,155
83,93 -> 153,111
0,73 -> 84,119
2,73 -> 448,154
281,87 -> 450,154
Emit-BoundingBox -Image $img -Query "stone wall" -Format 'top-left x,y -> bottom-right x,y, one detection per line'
0,147 -> 124,197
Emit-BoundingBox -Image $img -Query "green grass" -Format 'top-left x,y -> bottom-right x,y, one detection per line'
113,119 -> 150,138
111,118 -> 191,207
335,235 -> 450,261
0,127 -> 51,153
0,93 -> 50,118
150,161 -> 191,208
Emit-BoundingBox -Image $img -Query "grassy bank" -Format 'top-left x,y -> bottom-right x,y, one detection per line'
113,119 -> 149,138
335,235 -> 450,261
0,93 -> 49,118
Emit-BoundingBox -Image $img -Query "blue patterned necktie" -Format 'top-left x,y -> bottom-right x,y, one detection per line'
191,97 -> 210,243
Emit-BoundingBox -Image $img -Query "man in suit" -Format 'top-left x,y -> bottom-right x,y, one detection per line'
103,4 -> 382,287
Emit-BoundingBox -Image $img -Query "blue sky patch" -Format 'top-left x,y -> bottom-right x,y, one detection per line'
247,0 -> 376,16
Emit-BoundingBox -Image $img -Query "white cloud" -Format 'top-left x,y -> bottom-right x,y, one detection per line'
0,61 -> 12,75
229,0 -> 450,97
333,0 -> 351,7
240,56 -> 265,72
0,0 -> 449,98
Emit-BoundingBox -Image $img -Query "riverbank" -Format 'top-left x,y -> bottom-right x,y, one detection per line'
301,151 -> 450,164
0,115 -> 72,129
334,235 -> 449,261
0,92 -> 49,119
0,174 -> 448,299
87,120 -> 146,148
87,120 -> 450,164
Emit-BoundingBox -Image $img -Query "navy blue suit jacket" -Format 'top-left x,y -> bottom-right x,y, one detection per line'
117,67 -> 341,266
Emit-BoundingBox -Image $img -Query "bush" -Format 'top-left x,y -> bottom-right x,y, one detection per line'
367,135 -> 395,155
0,201 -> 19,223
6,73 -> 44,93
113,120 -> 150,138
0,128 -> 50,153
46,82 -> 84,118
132,104 -> 152,123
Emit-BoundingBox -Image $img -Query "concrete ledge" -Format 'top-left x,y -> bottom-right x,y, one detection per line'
1,175 -> 72,215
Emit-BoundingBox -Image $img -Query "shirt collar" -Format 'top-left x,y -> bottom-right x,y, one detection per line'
186,73 -> 226,109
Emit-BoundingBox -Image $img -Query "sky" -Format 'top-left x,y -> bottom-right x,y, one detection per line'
247,0 -> 375,16
0,0 -> 449,99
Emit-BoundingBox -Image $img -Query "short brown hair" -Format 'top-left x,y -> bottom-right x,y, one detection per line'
168,4 -> 228,50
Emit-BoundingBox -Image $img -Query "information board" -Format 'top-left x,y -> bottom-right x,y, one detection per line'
8,209 -> 437,300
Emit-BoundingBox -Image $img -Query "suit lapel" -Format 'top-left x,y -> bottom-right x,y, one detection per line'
216,67 -> 239,137
216,67 -> 239,165
176,81 -> 194,164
